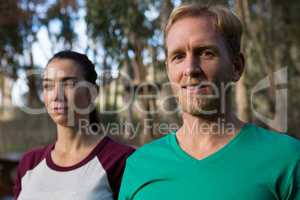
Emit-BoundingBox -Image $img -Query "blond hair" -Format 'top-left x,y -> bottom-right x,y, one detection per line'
164,4 -> 242,57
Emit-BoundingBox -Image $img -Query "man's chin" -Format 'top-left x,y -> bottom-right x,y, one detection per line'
183,108 -> 214,117
181,102 -> 220,118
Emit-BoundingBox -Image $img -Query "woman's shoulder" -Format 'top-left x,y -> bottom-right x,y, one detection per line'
106,137 -> 135,153
97,136 -> 135,161
15,144 -> 53,187
18,144 -> 52,172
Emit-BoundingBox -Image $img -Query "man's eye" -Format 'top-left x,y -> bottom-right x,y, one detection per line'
201,50 -> 215,59
172,53 -> 185,61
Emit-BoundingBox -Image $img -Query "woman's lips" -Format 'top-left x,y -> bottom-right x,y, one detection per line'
52,106 -> 68,114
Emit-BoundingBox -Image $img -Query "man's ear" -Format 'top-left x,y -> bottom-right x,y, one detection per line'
165,60 -> 173,82
165,48 -> 169,72
232,52 -> 245,82
165,61 -> 169,72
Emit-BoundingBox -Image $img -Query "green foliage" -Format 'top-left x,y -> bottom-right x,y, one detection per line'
85,0 -> 162,67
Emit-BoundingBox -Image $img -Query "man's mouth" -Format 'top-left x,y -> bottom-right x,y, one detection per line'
53,107 -> 68,114
181,83 -> 210,94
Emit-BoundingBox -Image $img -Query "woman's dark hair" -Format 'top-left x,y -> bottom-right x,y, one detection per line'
48,50 -> 99,131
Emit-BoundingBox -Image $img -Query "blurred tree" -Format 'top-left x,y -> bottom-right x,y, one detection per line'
0,0 -> 80,109
236,0 -> 300,134
86,0 -> 171,143
0,0 -> 23,110
19,0 -> 45,108
42,0 -> 79,51
234,0 -> 250,122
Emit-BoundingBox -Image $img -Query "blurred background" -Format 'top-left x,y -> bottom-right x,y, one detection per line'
0,0 -> 299,198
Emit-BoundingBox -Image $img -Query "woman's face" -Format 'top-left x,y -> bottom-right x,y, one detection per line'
43,58 -> 93,126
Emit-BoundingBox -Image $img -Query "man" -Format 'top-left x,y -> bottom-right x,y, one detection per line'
119,4 -> 300,200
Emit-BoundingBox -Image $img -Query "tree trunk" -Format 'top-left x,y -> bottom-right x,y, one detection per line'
234,0 -> 250,121
26,50 -> 42,108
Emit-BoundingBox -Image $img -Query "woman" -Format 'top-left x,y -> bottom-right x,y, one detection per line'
14,51 -> 134,200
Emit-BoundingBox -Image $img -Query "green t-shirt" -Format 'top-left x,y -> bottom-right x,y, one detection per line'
119,124 -> 300,200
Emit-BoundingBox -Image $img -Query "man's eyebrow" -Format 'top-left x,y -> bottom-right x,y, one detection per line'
193,45 -> 221,56
42,77 -> 79,82
168,48 -> 184,58
194,45 -> 219,52
167,44 -> 220,57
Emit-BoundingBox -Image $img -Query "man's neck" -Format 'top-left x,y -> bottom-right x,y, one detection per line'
181,111 -> 243,134
176,111 -> 245,160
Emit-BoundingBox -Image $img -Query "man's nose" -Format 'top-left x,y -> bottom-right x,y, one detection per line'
184,55 -> 202,77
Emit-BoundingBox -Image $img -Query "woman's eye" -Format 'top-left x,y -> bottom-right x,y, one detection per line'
64,81 -> 76,87
43,84 -> 54,90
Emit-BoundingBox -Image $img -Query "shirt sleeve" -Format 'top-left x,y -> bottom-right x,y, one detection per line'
13,153 -> 29,200
118,157 -> 133,200
109,150 -> 134,200
284,159 -> 300,200
12,146 -> 49,200
13,163 -> 22,200
292,160 -> 300,200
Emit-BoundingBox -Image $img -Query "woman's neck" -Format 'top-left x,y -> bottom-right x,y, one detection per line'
54,123 -> 103,154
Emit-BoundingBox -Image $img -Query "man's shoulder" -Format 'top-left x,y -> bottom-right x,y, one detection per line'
250,124 -> 299,145
128,132 -> 175,163
245,124 -> 300,159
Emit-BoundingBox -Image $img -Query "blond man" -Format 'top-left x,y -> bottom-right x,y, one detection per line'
119,4 -> 300,200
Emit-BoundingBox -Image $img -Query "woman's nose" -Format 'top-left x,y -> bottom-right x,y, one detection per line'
54,83 -> 65,101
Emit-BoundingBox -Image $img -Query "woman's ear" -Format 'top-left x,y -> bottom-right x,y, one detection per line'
85,83 -> 99,104
232,53 -> 245,82
91,84 -> 99,102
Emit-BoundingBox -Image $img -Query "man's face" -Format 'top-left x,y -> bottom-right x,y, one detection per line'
165,16 -> 237,116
